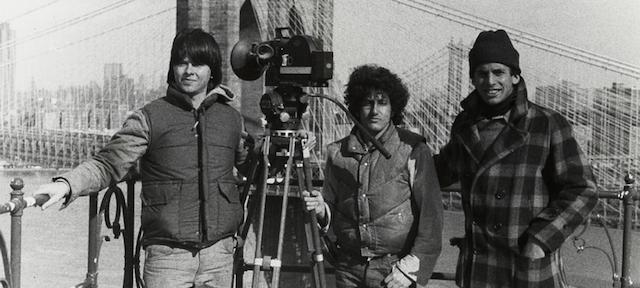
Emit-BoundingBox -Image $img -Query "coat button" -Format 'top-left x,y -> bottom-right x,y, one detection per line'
495,191 -> 505,199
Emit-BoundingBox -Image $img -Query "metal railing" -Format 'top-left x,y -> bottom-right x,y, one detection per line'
74,176 -> 139,288
0,178 -> 49,288
1,174 -> 637,288
0,176 -> 139,288
590,174 -> 638,288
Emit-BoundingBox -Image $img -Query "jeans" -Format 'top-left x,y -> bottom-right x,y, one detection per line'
143,236 -> 236,288
334,253 -> 399,288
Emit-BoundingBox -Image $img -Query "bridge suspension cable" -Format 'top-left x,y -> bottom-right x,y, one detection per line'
2,0 -> 65,22
391,0 -> 640,79
0,6 -> 175,69
0,0 -> 136,51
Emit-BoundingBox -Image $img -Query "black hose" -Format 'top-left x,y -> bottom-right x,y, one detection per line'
100,185 -> 124,239
100,185 -> 146,287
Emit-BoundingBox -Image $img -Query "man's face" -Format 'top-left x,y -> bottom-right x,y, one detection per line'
471,63 -> 520,106
359,90 -> 392,135
172,57 -> 211,97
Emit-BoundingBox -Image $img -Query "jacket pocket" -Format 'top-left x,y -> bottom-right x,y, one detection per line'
218,181 -> 240,203
211,181 -> 243,236
141,181 -> 182,239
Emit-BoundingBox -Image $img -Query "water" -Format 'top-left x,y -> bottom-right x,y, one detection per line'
1,168 -> 639,288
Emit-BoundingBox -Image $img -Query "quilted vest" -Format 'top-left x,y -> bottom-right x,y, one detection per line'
329,126 -> 424,256
139,87 -> 243,249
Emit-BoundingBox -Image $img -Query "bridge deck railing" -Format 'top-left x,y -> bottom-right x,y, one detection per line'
1,174 -> 638,288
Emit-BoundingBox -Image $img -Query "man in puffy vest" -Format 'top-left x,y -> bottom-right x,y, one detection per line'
35,28 -> 253,288
303,65 -> 443,288
435,29 -> 598,287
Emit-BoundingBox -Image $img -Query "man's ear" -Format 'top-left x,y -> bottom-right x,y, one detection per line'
511,74 -> 521,85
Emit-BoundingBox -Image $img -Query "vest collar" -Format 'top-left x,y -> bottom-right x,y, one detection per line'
165,84 -> 235,111
344,124 -> 396,155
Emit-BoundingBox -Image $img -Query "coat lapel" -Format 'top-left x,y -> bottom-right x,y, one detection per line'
455,123 -> 483,165
457,78 -> 531,175
476,121 -> 529,175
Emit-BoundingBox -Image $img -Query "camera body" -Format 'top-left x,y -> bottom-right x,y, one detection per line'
261,29 -> 333,87
231,28 -> 333,131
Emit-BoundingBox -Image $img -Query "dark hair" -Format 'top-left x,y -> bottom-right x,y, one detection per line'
166,28 -> 222,91
344,65 -> 409,125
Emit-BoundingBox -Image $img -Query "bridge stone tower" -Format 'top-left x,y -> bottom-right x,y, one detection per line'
176,0 -> 333,134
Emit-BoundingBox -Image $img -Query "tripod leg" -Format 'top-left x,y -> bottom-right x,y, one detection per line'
271,137 -> 296,288
234,152 -> 262,288
295,163 -> 322,288
301,155 -> 327,288
295,161 -> 327,288
251,135 -> 271,288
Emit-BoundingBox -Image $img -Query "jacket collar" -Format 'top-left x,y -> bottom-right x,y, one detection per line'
460,77 -> 529,125
165,84 -> 235,111
454,77 -> 530,167
342,124 -> 397,156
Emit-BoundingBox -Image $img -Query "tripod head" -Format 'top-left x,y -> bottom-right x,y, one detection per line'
259,84 -> 309,133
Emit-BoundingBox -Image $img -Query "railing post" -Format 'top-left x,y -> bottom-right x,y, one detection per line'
85,192 -> 100,287
123,179 -> 135,288
620,173 -> 635,288
9,178 -> 24,288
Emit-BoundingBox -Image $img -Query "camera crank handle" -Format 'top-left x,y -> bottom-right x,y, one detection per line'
305,94 -> 392,159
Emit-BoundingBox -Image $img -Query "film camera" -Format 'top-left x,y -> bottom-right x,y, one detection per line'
230,28 -> 334,287
230,27 -> 333,131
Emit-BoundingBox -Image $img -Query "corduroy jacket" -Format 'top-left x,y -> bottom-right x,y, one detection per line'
436,78 -> 598,287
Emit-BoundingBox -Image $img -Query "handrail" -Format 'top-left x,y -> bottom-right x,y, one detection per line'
0,175 -> 138,288
0,178 -> 50,288
74,173 -> 140,288
1,173 -> 637,287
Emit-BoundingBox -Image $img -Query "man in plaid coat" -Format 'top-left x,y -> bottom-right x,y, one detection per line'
435,29 -> 598,287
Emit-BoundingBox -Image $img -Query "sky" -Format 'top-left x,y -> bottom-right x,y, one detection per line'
1,0 -> 639,90
332,0 -> 640,88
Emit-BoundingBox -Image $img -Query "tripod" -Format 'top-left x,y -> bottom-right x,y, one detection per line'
235,129 -> 327,288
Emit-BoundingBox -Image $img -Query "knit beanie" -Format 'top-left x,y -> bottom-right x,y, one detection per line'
469,29 -> 520,77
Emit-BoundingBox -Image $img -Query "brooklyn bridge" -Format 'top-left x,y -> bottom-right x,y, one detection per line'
0,0 -> 639,287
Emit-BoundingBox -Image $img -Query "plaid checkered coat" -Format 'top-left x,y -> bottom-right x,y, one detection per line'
436,78 -> 598,287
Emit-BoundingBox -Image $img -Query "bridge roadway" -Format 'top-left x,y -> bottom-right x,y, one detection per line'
0,128 -> 113,168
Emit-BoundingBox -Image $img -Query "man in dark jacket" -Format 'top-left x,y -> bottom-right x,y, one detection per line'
34,28 -> 252,288
303,65 -> 443,288
435,29 -> 598,287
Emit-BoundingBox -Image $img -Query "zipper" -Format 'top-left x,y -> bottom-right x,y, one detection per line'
194,108 -> 208,242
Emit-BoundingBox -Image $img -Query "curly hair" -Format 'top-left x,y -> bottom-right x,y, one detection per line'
344,64 -> 409,125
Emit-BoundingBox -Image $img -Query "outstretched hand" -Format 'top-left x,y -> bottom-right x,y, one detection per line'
33,181 -> 71,210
